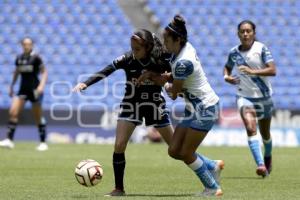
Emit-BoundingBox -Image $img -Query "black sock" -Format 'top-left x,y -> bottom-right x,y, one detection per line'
7,121 -> 17,140
113,152 -> 126,191
38,124 -> 46,142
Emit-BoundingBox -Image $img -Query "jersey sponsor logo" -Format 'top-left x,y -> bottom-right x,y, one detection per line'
176,63 -> 187,73
115,55 -> 125,63
141,79 -> 155,85
18,65 -> 34,72
231,52 -> 244,64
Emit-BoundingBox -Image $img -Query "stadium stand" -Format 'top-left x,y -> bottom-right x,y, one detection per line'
0,0 -> 299,109
0,0 -> 132,109
146,0 -> 300,109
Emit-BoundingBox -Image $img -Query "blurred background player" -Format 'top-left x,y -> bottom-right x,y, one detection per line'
223,20 -> 276,177
162,15 -> 224,197
0,37 -> 48,151
73,29 -> 174,196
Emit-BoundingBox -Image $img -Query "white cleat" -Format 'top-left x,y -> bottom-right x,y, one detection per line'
210,160 -> 225,185
36,143 -> 48,151
196,188 -> 223,197
0,139 -> 15,149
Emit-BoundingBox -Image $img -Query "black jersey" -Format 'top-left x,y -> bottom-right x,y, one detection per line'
15,51 -> 44,92
84,51 -> 171,102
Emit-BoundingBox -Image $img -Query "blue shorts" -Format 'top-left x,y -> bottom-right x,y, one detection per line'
237,96 -> 274,119
177,102 -> 219,132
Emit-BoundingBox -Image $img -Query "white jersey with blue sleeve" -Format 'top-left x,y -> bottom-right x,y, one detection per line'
226,41 -> 274,98
170,42 -> 219,109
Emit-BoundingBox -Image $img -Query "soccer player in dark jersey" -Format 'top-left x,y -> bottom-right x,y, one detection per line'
0,37 -> 48,151
73,29 -> 173,196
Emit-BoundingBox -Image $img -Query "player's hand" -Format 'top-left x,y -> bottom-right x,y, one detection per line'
8,86 -> 14,98
152,72 -> 171,86
238,65 -> 255,75
36,85 -> 44,95
72,83 -> 87,92
224,75 -> 240,85
161,72 -> 172,81
164,83 -> 173,98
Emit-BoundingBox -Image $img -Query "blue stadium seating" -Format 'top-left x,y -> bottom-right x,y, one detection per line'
147,0 -> 300,109
0,0 -> 299,110
0,0 -> 131,109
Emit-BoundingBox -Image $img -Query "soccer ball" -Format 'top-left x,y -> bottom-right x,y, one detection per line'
75,159 -> 103,187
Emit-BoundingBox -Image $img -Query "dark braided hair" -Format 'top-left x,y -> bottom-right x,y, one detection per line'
165,14 -> 188,46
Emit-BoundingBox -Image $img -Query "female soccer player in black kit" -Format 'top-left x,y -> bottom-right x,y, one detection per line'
73,29 -> 173,196
0,38 -> 48,151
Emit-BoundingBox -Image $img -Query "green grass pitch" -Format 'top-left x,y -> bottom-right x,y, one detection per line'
0,143 -> 299,200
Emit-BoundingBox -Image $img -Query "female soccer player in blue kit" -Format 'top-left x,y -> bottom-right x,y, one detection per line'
223,20 -> 276,177
161,15 -> 224,197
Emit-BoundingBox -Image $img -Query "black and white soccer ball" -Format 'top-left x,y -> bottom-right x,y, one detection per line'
75,159 -> 103,187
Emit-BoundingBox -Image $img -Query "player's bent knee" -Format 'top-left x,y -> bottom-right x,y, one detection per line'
9,111 -> 19,121
114,142 -> 127,153
168,147 -> 182,160
246,126 -> 257,135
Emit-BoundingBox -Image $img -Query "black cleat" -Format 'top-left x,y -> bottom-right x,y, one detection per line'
264,156 -> 272,174
104,189 -> 126,197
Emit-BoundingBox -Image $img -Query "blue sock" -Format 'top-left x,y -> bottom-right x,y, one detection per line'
248,135 -> 264,166
263,138 -> 272,157
188,155 -> 219,189
195,153 -> 216,171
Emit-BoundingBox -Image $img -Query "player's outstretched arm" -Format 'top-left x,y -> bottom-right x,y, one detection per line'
73,64 -> 116,92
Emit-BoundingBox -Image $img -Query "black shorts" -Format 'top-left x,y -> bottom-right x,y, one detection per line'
17,89 -> 43,104
118,100 -> 171,128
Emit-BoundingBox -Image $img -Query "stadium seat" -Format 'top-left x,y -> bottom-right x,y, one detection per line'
147,0 -> 300,109
0,0 -> 134,109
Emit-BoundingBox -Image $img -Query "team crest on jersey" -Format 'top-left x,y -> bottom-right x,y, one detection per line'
252,52 -> 260,58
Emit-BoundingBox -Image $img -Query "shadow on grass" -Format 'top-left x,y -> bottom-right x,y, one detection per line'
224,176 -> 263,180
71,195 -> 89,199
71,193 -> 193,199
126,193 -> 193,197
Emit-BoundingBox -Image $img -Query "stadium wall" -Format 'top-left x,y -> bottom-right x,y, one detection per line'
0,109 -> 300,146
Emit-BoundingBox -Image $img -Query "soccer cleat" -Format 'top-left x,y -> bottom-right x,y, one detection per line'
36,143 -> 49,151
0,139 -> 15,149
196,188 -> 223,197
104,189 -> 126,197
264,156 -> 272,174
256,165 -> 268,177
210,160 -> 225,185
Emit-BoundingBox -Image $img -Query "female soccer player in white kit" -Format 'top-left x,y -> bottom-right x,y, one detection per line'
162,15 -> 224,197
223,20 -> 276,177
